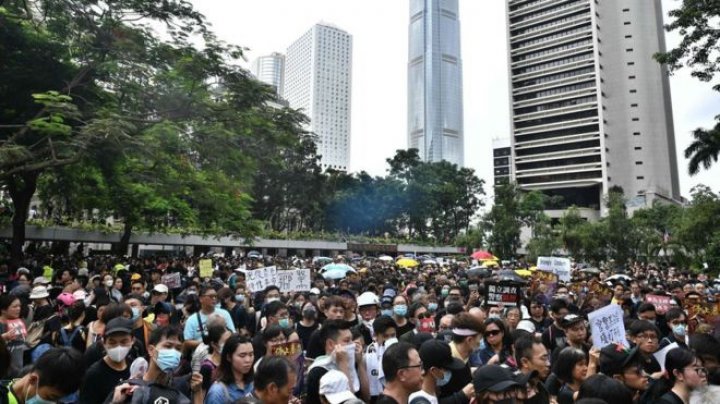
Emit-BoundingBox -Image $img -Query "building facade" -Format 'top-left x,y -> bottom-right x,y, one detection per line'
506,0 -> 680,217
284,23 -> 352,171
493,138 -> 513,186
251,52 -> 286,97
408,0 -> 464,167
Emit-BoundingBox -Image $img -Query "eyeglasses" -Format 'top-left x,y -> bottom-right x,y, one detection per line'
399,363 -> 423,370
636,334 -> 658,341
203,294 -> 217,299
485,330 -> 502,337
684,367 -> 708,376
417,312 -> 432,319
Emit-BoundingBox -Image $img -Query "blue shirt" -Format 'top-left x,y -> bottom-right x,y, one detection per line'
183,308 -> 236,341
205,381 -> 253,404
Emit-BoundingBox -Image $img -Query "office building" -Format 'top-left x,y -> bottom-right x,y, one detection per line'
407,0 -> 465,167
493,138 -> 513,186
506,0 -> 680,218
251,52 -> 286,97
284,23 -> 352,171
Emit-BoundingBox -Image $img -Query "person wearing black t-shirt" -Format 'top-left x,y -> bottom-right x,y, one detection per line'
375,342 -> 423,404
80,318 -> 134,404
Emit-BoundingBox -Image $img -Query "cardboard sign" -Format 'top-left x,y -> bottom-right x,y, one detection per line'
588,304 -> 628,348
486,283 -> 520,307
531,271 -> 558,300
270,341 -> 302,357
536,257 -> 571,282
198,259 -> 213,278
161,272 -> 182,289
646,294 -> 673,314
244,266 -> 312,293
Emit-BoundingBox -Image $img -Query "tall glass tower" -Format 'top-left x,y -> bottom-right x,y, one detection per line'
407,0 -> 464,167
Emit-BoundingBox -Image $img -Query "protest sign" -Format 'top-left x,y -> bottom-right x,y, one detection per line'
536,257 -> 571,282
646,294 -> 673,314
588,304 -> 628,348
245,266 -> 312,293
588,280 -> 614,301
161,272 -> 182,289
198,259 -> 213,278
654,342 -> 678,372
486,283 -> 520,307
531,271 -> 558,300
270,341 -> 302,357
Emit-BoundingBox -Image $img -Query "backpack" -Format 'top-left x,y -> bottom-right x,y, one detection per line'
25,314 -> 56,348
126,379 -> 191,404
59,326 -> 83,347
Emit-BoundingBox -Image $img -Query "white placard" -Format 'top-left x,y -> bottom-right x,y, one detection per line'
244,266 -> 311,293
588,304 -> 629,348
537,257 -> 572,282
160,272 -> 182,289
653,342 -> 679,372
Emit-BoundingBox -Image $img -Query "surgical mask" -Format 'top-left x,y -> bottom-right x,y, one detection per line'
104,279 -> 114,288
303,308 -> 317,319
267,297 -> 280,303
381,309 -> 393,317
363,319 -> 374,329
107,345 -> 131,363
26,377 -> 54,404
235,294 -> 245,303
279,318 -> 290,329
437,369 -> 452,387
673,323 -> 687,337
393,305 -> 408,317
384,337 -> 399,347
488,313 -> 501,320
441,289 -> 449,297
131,307 -> 141,321
187,290 -> 197,295
156,348 -> 181,373
428,302 -> 438,312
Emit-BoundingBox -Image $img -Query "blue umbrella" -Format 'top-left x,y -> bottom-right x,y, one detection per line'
321,263 -> 356,280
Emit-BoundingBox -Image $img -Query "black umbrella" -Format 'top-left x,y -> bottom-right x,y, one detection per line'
495,269 -> 527,285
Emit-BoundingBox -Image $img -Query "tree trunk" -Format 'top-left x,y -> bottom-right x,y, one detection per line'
7,172 -> 39,265
115,221 -> 133,256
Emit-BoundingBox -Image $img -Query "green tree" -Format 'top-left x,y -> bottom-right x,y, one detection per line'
483,183 -> 523,259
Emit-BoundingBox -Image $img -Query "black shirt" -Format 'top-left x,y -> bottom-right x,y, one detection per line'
80,358 -> 130,404
305,329 -> 324,359
376,394 -> 401,404
305,366 -> 328,404
395,320 -> 414,337
438,362 -> 472,400
296,322 -> 319,350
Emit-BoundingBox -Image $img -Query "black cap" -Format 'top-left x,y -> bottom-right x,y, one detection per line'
473,365 -> 521,393
599,343 -> 641,376
418,339 -> 465,371
104,317 -> 134,336
561,314 -> 585,329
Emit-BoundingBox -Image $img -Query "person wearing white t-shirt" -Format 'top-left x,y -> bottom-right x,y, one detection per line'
408,339 -> 466,404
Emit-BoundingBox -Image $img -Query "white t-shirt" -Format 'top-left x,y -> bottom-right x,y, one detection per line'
408,390 -> 438,404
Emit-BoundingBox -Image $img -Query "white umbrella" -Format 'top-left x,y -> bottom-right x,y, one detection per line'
423,259 -> 437,265
378,255 -> 394,262
606,274 -> 632,282
321,263 -> 356,280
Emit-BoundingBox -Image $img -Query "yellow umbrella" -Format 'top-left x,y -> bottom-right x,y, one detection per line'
482,260 -> 500,267
396,258 -> 419,268
515,269 -> 533,277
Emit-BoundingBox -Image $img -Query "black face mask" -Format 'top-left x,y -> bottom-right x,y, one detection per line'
708,368 -> 720,385
303,309 -> 317,319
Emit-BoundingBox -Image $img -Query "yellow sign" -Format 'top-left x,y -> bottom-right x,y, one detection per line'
199,259 -> 213,278
270,341 -> 302,357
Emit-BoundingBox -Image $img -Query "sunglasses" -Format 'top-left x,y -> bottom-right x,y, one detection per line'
485,330 -> 502,337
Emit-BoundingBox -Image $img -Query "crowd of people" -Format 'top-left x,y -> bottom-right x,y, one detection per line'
0,253 -> 717,404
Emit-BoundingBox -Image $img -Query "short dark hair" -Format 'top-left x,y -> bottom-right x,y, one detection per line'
690,333 -> 720,364
34,347 -> 86,394
514,335 -> 543,365
148,326 -> 183,346
319,319 -> 351,347
552,347 -> 588,383
373,315 -> 397,335
382,341 -> 415,382
549,299 -> 569,314
264,285 -> 280,295
0,295 -> 18,312
207,324 -> 228,354
324,296 -> 345,310
628,319 -> 660,337
577,374 -> 633,403
408,302 -> 426,318
262,325 -> 285,344
265,300 -> 287,318
254,356 -> 296,391
665,307 -> 686,323
637,303 -> 656,314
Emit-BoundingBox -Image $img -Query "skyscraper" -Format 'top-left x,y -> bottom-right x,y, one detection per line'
251,52 -> 285,97
506,0 -> 680,218
407,0 -> 465,167
284,23 -> 352,171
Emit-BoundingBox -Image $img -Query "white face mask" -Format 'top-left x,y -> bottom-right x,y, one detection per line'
104,280 -> 114,288
107,345 -> 131,363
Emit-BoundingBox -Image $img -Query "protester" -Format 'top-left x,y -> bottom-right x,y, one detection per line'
376,341 -> 423,404
656,348 -> 707,404
408,339 -> 465,404
6,347 -> 86,403
252,356 -> 298,404
80,317 -> 135,403
472,364 -> 521,404
205,335 -> 255,403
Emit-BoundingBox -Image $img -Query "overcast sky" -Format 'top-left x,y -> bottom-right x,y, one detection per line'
190,0 -> 719,200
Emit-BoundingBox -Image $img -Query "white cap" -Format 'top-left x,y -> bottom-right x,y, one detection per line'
17,267 -> 30,275
73,289 -> 87,300
357,291 -> 379,307
77,268 -> 89,277
29,286 -> 49,299
310,287 -> 321,295
32,276 -> 50,286
319,370 -> 356,404
153,284 -> 169,294
516,319 -> 536,334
